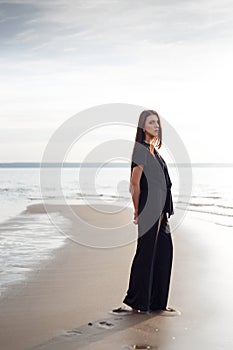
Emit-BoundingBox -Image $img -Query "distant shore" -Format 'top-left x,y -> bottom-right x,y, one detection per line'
0,162 -> 233,168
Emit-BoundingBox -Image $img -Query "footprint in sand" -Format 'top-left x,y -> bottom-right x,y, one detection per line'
63,329 -> 83,336
96,320 -> 115,329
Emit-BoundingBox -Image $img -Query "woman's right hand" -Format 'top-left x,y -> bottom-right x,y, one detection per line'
133,210 -> 138,224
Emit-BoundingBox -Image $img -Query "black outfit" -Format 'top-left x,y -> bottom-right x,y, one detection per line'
123,141 -> 174,311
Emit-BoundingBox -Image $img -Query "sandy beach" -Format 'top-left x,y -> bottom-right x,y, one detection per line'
0,204 -> 233,350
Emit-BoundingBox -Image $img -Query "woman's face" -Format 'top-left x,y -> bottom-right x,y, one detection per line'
144,114 -> 160,137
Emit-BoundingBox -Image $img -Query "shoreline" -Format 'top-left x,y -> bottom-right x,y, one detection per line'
0,207 -> 71,300
0,205 -> 233,349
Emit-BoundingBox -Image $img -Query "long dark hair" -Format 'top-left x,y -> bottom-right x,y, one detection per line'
129,110 -> 163,192
134,109 -> 162,149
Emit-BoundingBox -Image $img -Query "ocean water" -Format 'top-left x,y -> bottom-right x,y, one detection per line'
0,212 -> 71,298
0,166 -> 232,297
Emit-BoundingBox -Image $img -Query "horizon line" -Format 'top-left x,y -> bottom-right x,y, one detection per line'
0,162 -> 233,168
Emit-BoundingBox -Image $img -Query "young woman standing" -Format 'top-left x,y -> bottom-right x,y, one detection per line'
112,110 -> 180,316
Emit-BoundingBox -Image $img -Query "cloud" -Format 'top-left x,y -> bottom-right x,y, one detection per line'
1,0 -> 233,60
0,0 -> 233,162
0,128 -> 54,143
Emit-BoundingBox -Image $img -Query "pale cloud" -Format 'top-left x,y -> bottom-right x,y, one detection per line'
1,0 -> 233,55
0,0 -> 233,162
15,28 -> 38,42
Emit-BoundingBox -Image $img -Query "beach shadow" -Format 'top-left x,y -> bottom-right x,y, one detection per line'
31,312 -> 162,350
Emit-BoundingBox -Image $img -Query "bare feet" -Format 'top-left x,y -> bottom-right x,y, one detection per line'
159,307 -> 181,316
110,305 -> 180,316
110,306 -> 147,315
165,307 -> 177,312
132,308 -> 145,313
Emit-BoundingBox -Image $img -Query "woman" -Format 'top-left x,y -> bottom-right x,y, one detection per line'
112,110 -> 179,315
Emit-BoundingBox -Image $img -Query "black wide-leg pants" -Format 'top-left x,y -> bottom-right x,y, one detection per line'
123,213 -> 173,312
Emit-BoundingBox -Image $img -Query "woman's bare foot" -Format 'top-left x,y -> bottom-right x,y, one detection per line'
165,307 -> 176,312
110,305 -> 148,315
132,308 -> 148,314
159,307 -> 181,316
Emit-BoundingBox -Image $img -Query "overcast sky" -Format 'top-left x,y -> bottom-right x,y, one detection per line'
0,0 -> 233,163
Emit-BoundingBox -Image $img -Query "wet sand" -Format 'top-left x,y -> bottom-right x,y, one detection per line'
0,204 -> 233,350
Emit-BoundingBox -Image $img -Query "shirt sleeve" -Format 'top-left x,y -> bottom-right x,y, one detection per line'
131,142 -> 148,169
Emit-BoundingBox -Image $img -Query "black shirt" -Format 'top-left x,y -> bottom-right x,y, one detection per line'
131,141 -> 174,219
